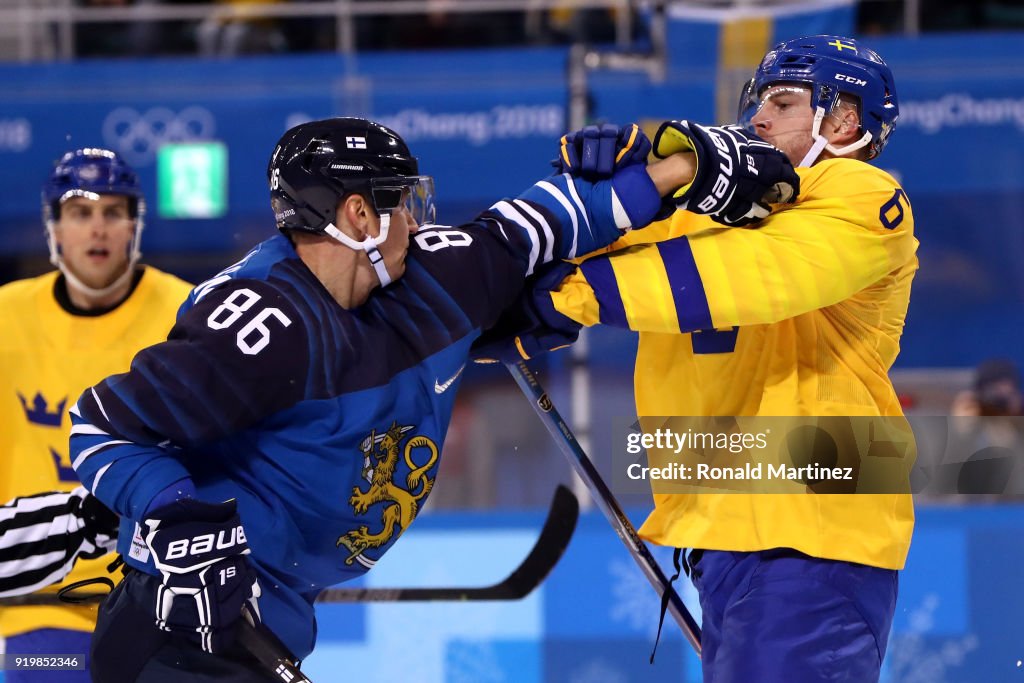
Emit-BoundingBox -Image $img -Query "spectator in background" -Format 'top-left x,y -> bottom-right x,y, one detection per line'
197,0 -> 289,55
526,5 -> 620,45
74,0 -> 198,57
947,358 -> 1024,497
384,1 -> 526,51
951,358 -> 1024,420
0,148 -> 192,682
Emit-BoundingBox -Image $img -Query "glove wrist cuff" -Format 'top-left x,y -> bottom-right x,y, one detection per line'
610,165 -> 662,228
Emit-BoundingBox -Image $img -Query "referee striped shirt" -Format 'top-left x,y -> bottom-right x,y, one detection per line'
0,487 -> 116,598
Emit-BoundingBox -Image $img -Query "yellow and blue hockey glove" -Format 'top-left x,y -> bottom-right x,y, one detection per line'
653,120 -> 799,227
144,498 -> 261,654
472,261 -> 582,364
554,123 -> 652,179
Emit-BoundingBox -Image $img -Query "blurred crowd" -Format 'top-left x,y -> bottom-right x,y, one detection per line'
69,0 -> 1024,59
857,0 -> 1024,34
73,0 -> 628,58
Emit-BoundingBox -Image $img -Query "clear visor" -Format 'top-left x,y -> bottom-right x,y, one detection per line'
736,83 -> 812,130
370,176 -> 436,227
736,77 -> 760,130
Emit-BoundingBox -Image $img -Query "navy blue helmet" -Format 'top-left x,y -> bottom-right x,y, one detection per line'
268,117 -> 434,235
42,148 -> 146,294
42,147 -> 144,222
745,35 -> 899,160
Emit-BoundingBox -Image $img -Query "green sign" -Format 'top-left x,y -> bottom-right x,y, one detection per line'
157,142 -> 228,219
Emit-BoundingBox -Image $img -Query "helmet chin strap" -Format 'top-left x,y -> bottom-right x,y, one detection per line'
45,218 -> 143,301
323,212 -> 393,287
57,258 -> 138,299
798,106 -> 874,167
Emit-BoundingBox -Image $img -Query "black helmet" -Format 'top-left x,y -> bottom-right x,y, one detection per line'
268,117 -> 433,234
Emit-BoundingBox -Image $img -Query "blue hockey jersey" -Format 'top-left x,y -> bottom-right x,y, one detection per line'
69,168 -> 657,659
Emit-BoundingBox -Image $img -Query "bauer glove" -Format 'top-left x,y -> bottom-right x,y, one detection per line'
653,120 -> 799,227
144,498 -> 261,654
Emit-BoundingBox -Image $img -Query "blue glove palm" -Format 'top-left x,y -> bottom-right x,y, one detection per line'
653,120 -> 799,227
472,261 -> 582,363
553,123 -> 652,179
144,498 -> 261,654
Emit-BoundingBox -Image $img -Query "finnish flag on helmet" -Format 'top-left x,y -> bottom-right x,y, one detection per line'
346,136 -> 367,149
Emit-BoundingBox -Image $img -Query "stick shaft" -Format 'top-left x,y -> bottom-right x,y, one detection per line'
507,360 -> 702,655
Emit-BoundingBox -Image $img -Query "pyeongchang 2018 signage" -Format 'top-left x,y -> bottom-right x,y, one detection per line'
899,93 -> 1024,134
375,105 -> 564,147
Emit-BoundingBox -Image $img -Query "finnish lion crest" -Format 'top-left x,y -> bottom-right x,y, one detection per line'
338,421 -> 438,566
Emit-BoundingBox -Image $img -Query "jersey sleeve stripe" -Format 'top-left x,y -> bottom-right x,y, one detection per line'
0,491 -> 77,521
91,386 -> 111,423
0,522 -> 79,558
513,199 -> 555,265
656,239 -> 713,331
579,258 -> 628,328
560,174 -> 595,250
611,189 -> 630,231
91,462 -> 114,496
491,200 -> 541,275
71,440 -> 132,470
535,179 -> 580,258
0,557 -> 78,597
70,423 -> 109,437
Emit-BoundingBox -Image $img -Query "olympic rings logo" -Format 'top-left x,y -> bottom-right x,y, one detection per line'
102,106 -> 216,166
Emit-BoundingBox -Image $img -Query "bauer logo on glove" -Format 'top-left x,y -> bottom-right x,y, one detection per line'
653,120 -> 799,227
144,498 -> 262,654
162,523 -> 247,562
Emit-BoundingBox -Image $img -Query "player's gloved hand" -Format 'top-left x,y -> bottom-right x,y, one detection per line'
77,487 -> 119,555
553,123 -> 652,179
472,261 -> 583,363
144,498 -> 261,654
653,120 -> 799,226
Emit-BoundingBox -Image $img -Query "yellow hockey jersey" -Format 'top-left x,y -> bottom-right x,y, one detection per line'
552,158 -> 918,570
0,267 -> 192,636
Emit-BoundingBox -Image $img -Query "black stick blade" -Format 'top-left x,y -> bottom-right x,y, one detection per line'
317,484 -> 579,603
0,487 -> 579,608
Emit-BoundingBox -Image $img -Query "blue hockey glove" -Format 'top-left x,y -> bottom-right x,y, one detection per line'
653,120 -> 799,227
553,123 -> 652,179
472,261 -> 583,363
144,498 -> 261,654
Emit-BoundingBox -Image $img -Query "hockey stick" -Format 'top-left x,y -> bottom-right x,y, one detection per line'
318,483 -> 578,602
0,485 -> 578,608
238,603 -> 314,683
506,360 -> 702,656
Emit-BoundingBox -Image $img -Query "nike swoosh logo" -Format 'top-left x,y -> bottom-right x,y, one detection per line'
434,364 -> 465,394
